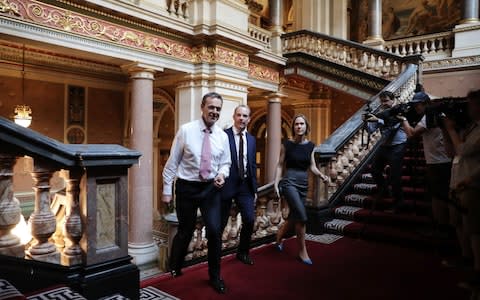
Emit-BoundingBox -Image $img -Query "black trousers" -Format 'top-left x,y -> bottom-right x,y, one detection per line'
371,143 -> 407,204
169,179 -> 222,280
221,180 -> 255,254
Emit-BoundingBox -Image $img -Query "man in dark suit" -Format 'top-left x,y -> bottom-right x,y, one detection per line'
221,104 -> 257,265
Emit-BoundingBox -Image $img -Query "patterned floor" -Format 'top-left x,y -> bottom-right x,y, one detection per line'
0,279 -> 179,300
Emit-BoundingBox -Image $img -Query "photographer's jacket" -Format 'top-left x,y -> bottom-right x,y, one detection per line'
367,118 -> 407,146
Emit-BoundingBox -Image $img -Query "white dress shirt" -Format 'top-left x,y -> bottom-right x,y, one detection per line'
232,126 -> 248,177
163,119 -> 231,196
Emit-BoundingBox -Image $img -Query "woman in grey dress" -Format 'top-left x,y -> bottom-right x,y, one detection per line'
273,114 -> 329,265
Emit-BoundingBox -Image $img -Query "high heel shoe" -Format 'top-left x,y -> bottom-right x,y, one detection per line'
297,256 -> 313,265
274,242 -> 283,252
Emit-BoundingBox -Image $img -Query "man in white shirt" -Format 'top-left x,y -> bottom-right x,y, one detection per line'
162,92 -> 231,294
401,92 -> 452,231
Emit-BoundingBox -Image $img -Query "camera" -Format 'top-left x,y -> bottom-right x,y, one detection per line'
375,102 -> 418,126
425,97 -> 470,129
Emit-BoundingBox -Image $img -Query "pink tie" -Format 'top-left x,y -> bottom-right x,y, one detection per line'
199,128 -> 212,180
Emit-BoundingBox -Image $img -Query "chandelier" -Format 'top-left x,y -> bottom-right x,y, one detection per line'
14,45 -> 32,128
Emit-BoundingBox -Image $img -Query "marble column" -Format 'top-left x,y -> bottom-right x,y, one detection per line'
265,92 -> 283,183
126,65 -> 158,266
269,0 -> 283,54
461,0 -> 480,24
364,0 -> 384,49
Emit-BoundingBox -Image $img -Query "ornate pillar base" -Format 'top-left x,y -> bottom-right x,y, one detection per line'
26,250 -> 61,264
128,242 -> 159,266
452,24 -> 480,57
0,243 -> 24,258
363,38 -> 384,50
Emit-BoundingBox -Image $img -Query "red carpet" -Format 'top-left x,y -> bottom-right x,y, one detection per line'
141,237 -> 469,300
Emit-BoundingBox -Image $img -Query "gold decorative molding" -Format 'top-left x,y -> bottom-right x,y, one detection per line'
249,63 -> 279,83
0,0 -> 255,70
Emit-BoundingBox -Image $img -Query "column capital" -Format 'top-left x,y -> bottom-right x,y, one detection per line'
265,92 -> 287,103
121,63 -> 159,80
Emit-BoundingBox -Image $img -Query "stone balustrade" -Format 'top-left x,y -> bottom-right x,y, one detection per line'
248,24 -> 272,50
163,182 -> 280,266
0,117 -> 141,298
313,63 -> 418,206
384,31 -> 454,60
282,30 -> 418,80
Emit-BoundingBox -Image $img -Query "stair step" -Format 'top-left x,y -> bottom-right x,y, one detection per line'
344,194 -> 431,212
334,205 -> 431,227
323,219 -> 454,249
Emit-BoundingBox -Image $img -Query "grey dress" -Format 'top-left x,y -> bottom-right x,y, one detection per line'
279,140 -> 315,222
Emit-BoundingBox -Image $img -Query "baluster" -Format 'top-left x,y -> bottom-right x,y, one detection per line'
61,168 -> 83,265
393,44 -> 400,55
382,58 -> 391,77
367,54 -> 376,71
413,42 -> 420,54
0,154 -> 23,258
374,56 -> 383,76
325,41 -> 331,57
27,160 -> 59,262
267,198 -> 283,232
400,44 -> 407,56
345,46 -> 352,65
422,41 -> 429,55
360,52 -> 368,69
332,43 -> 339,60
407,43 -> 414,55
437,38 -> 445,52
429,39 -> 437,54
352,49 -> 360,68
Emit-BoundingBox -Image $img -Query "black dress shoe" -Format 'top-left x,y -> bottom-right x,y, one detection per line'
209,278 -> 226,294
170,269 -> 183,278
236,253 -> 254,265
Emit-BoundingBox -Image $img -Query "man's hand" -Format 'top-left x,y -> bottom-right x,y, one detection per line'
214,173 -> 225,188
364,113 -> 379,122
162,195 -> 172,203
396,115 -> 407,122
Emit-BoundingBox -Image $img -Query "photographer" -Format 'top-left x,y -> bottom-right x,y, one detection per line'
401,92 -> 452,237
444,90 -> 480,287
363,91 -> 408,213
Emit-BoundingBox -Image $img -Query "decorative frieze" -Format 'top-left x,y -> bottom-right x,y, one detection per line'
248,63 -> 279,83
423,55 -> 480,71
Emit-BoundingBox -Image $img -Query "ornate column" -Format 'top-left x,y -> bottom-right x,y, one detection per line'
61,168 -> 83,266
0,154 -> 23,258
461,0 -> 480,24
125,64 -> 158,266
265,92 -> 283,183
27,160 -> 59,263
269,0 -> 283,54
363,0 -> 384,49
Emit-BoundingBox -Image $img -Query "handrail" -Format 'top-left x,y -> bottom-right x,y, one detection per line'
0,117 -> 140,167
313,64 -> 418,206
317,64 -> 418,157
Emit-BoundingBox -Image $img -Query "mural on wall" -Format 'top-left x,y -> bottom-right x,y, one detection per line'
351,0 -> 462,41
